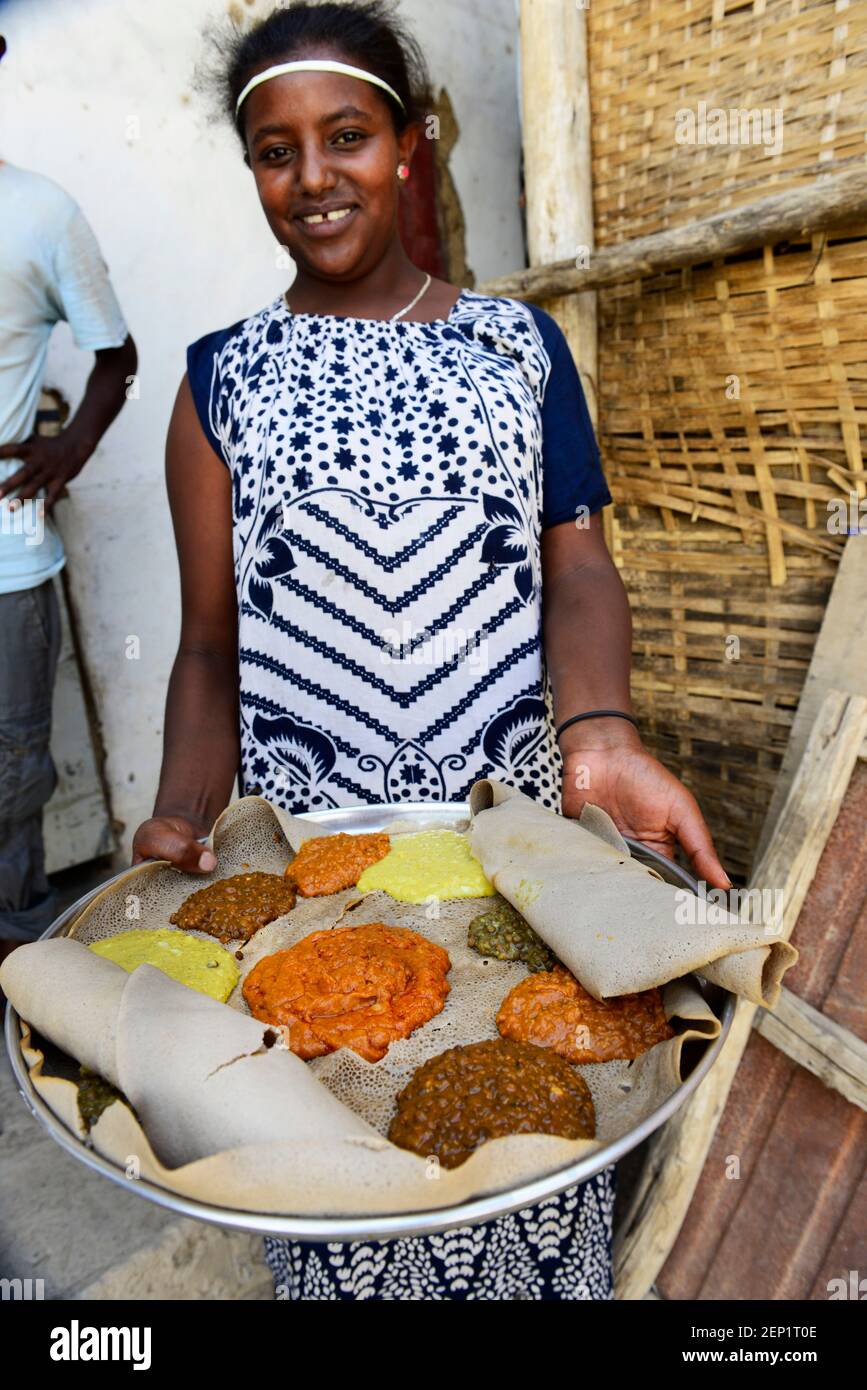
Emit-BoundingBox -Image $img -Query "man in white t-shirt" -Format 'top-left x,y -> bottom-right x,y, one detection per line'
0,34 -> 137,951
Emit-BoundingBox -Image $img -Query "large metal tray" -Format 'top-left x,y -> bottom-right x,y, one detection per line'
5,800 -> 734,1241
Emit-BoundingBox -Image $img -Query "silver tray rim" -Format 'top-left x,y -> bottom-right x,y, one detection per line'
4,799 -> 735,1242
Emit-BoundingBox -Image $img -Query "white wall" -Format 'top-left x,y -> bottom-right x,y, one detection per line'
0,0 -> 524,857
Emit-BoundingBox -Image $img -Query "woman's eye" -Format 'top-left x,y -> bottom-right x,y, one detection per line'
334,131 -> 365,146
263,145 -> 291,161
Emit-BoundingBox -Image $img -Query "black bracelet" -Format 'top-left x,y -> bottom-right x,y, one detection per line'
556,709 -> 639,741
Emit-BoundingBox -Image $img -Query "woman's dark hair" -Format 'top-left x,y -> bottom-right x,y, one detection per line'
203,1 -> 432,145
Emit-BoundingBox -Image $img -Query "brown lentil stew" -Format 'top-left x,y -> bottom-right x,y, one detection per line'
497,965 -> 674,1064
388,1037 -> 595,1169
170,871 -> 296,944
285,831 -> 390,896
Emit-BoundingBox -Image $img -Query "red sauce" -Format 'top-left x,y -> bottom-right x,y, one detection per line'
285,832 -> 390,896
242,922 -> 451,1062
497,965 -> 674,1063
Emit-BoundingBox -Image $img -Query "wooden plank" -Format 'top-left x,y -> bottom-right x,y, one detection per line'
519,0 -> 603,541
613,689 -> 867,1299
683,1052 -> 866,1301
478,169 -> 867,299
755,536 -> 867,862
43,577 -> 115,873
754,987 -> 867,1111
807,1164 -> 867,1300
32,390 -> 114,872
520,0 -> 596,410
659,758 -> 867,1298
750,691 -> 867,929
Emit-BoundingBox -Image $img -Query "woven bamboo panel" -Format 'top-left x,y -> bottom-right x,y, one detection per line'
597,223 -> 864,875
575,1 -> 867,874
615,535 -> 837,879
602,223 -> 866,583
588,0 -> 867,246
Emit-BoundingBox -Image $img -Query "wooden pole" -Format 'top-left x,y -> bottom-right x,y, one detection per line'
518,0 -> 609,545
480,167 -> 867,300
755,535 -> 867,863
613,688 -> 867,1300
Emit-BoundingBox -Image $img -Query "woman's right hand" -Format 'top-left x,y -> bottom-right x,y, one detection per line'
132,815 -> 217,874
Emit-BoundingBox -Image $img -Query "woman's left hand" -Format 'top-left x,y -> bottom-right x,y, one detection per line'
561,741 -> 731,890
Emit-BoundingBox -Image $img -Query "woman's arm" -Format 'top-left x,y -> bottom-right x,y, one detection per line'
542,514 -> 730,888
131,376 -> 239,872
542,512 -> 635,743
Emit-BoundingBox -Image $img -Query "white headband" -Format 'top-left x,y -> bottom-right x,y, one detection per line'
235,58 -> 406,119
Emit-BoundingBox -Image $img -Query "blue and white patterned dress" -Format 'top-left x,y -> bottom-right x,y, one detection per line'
187,285 -> 615,1301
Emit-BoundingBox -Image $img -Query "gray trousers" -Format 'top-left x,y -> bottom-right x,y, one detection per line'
0,579 -> 61,941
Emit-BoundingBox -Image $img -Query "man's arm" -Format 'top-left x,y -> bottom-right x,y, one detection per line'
0,334 -> 137,506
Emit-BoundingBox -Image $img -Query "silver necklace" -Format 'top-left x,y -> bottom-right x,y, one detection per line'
390,271 -> 432,321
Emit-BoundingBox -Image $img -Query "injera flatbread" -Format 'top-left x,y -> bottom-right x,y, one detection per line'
469,780 -> 798,1007
1,787 -> 733,1216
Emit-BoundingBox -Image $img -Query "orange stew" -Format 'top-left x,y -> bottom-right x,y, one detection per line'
242,922 -> 451,1062
285,832 -> 390,896
497,965 -> 674,1064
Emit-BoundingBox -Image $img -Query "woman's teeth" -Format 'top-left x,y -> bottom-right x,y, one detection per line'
301,207 -> 354,224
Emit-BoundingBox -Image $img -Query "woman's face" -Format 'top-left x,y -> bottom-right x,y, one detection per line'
241,56 -> 417,282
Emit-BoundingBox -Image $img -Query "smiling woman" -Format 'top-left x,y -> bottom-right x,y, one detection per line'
206,0 -> 445,322
132,0 -> 728,1302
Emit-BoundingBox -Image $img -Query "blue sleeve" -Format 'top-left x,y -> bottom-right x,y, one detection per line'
524,303 -> 612,528
186,323 -> 243,465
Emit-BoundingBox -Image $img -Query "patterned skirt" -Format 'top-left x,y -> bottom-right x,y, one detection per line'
264,1164 -> 616,1301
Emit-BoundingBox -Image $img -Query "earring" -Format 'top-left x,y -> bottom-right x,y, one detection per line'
397,163 -> 410,180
